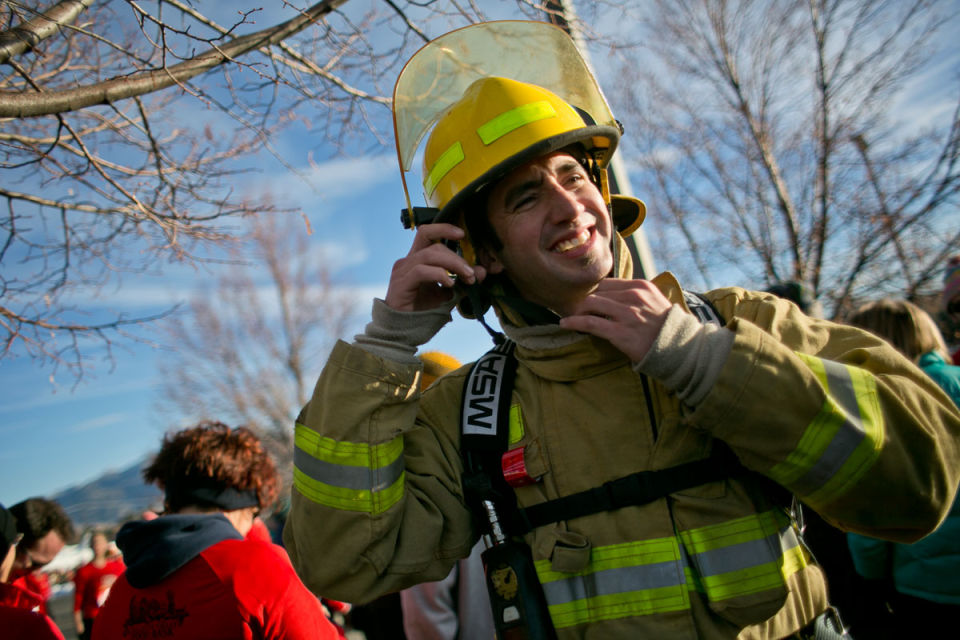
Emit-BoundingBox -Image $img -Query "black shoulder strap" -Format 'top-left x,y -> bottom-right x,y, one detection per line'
459,341 -> 522,533
460,340 -> 517,455
513,444 -> 745,534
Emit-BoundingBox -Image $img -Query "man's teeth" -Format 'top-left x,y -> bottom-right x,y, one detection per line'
553,229 -> 590,253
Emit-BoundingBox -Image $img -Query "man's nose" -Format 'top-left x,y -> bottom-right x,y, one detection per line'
544,179 -> 582,223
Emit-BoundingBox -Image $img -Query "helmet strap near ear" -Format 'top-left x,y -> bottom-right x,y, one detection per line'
597,166 -> 611,203
457,210 -> 480,266
609,201 -> 621,275
595,165 -> 619,276
464,283 -> 506,345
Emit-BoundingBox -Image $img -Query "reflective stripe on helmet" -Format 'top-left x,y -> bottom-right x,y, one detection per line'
476,100 -> 558,145
292,423 -> 405,514
768,354 -> 884,506
533,510 -> 805,629
424,100 -> 561,199
424,142 -> 464,200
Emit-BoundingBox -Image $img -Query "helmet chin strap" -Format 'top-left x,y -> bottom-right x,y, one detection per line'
463,282 -> 506,345
610,201 -> 622,279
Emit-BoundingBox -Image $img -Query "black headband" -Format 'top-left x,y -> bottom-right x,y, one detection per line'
170,485 -> 259,512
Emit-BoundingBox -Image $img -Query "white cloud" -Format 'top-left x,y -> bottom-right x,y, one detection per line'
69,412 -> 128,433
248,155 -> 403,213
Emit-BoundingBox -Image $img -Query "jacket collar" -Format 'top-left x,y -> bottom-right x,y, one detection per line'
117,513 -> 243,589
500,271 -> 690,382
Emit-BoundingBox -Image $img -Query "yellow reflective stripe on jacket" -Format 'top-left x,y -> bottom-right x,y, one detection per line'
535,537 -> 690,629
769,354 -> 884,505
533,511 -> 805,628
292,423 -> 404,514
508,403 -> 525,445
680,510 -> 808,601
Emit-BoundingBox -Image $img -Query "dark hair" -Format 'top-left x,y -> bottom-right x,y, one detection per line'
144,421 -> 279,513
0,504 -> 18,550
9,498 -> 75,547
463,185 -> 501,253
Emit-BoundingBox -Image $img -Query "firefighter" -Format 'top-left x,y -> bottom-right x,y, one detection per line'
284,21 -> 960,639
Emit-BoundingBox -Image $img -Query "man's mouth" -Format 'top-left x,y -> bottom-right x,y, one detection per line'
551,228 -> 591,253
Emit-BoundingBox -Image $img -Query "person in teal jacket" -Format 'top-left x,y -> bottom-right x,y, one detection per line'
846,298 -> 960,636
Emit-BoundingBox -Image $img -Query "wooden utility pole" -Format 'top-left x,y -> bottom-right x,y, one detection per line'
542,0 -> 657,277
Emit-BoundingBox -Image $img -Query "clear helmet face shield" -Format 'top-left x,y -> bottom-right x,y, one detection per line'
392,20 -> 621,224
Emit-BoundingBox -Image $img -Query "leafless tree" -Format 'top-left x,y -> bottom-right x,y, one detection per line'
0,0 -> 369,381
615,0 -> 960,318
156,214 -> 356,480
1,0 -> 585,382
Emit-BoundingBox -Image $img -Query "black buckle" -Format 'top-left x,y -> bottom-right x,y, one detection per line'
400,206 -> 440,229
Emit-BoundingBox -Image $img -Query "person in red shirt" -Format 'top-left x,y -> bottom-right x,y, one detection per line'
92,420 -> 339,640
72,531 -> 124,640
7,497 -> 74,617
0,502 -> 65,640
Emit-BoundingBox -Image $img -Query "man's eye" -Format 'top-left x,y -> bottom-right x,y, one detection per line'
511,195 -> 537,212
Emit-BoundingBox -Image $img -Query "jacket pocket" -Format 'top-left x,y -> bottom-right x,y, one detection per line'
676,507 -> 799,627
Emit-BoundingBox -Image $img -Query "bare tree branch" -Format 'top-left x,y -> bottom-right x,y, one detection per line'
616,0 -> 959,316
0,0 -> 95,64
0,0 -> 351,117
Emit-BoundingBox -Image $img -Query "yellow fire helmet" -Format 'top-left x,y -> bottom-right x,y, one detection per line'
393,20 -> 645,267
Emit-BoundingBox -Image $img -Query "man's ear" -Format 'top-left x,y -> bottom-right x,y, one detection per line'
475,245 -> 505,275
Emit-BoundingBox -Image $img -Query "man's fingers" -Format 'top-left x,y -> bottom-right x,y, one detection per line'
386,224 -> 477,311
560,281 -> 674,362
394,242 -> 475,286
408,223 -> 465,253
559,313 -> 616,336
565,293 -> 622,319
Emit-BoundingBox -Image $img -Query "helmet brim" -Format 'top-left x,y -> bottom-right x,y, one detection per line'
611,195 -> 646,236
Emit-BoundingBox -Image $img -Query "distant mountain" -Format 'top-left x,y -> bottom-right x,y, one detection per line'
53,457 -> 162,528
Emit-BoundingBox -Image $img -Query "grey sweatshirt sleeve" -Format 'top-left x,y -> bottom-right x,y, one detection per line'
634,304 -> 735,406
353,298 -> 455,363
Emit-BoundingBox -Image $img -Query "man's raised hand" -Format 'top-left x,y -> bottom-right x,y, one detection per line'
385,223 -> 485,312
559,278 -> 673,362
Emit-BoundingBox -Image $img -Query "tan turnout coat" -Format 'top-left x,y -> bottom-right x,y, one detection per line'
285,273 -> 960,639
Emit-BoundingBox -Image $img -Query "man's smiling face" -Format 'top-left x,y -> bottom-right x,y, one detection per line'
482,150 -> 613,316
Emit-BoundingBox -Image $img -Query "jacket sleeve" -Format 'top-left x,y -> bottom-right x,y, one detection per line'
283,340 -> 476,604
696,288 -> 960,543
